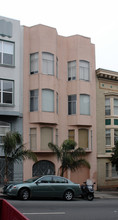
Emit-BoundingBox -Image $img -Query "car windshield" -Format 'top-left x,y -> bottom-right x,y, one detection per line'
23,177 -> 39,183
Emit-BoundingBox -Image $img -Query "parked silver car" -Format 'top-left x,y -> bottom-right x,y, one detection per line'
3,175 -> 81,201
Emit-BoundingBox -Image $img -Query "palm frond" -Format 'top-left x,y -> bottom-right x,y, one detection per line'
11,149 -> 37,163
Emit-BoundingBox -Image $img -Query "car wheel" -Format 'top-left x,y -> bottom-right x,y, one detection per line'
87,193 -> 94,201
19,188 -> 30,200
64,190 -> 73,201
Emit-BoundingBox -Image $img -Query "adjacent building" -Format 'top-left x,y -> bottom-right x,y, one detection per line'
23,24 -> 97,185
0,16 -> 23,183
96,68 -> 118,189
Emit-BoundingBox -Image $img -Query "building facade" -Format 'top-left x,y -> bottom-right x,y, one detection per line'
23,24 -> 97,185
0,16 -> 23,183
96,68 -> 118,189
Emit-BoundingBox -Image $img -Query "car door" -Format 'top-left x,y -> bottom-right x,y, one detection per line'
51,176 -> 68,197
33,176 -> 54,198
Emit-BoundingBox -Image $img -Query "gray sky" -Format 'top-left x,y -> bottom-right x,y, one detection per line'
1,0 -> 118,71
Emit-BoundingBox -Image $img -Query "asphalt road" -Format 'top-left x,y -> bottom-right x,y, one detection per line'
7,198 -> 118,220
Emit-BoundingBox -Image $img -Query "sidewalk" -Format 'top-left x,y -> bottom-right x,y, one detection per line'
94,190 -> 118,199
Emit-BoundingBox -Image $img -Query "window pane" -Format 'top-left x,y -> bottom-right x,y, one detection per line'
41,127 -> 53,151
42,89 -> 54,112
68,95 -> 76,115
112,165 -> 118,177
80,94 -> 90,115
78,129 -> 88,148
105,119 -> 111,125
114,119 -> 118,125
0,80 -> 13,104
114,99 -> 118,115
114,129 -> 118,145
56,57 -> 58,78
30,53 -> 38,74
68,130 -> 75,141
68,61 -> 76,81
1,41 -> 14,66
3,80 -> 13,92
3,93 -> 12,104
0,121 -> 10,145
30,128 -> 37,151
105,98 -> 110,115
56,93 -> 58,114
30,90 -> 38,112
106,129 -> 111,145
79,60 -> 89,81
42,52 -> 54,75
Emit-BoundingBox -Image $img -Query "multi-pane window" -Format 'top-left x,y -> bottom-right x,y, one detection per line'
30,53 -> 38,74
0,121 -> 10,145
80,94 -> 90,115
42,89 -> 54,112
79,60 -> 90,81
68,61 -> 76,81
41,127 -> 53,151
68,95 -> 76,115
114,99 -> 118,115
0,40 -> 14,66
105,129 -> 111,145
42,52 -> 54,75
30,128 -> 37,151
68,130 -> 75,141
78,129 -> 89,149
114,129 -> 118,145
105,98 -> 110,115
0,80 -> 13,105
30,89 -> 38,112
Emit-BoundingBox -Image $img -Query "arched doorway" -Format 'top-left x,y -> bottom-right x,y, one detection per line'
32,160 -> 55,177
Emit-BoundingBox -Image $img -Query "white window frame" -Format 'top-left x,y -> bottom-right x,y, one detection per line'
79,60 -> 90,81
114,98 -> 118,115
68,60 -> 76,81
80,94 -> 90,115
42,89 -> 54,112
30,89 -> 38,112
0,121 -> 10,145
68,95 -> 76,115
42,52 -> 54,75
105,129 -> 111,146
0,79 -> 13,105
30,52 -> 39,74
0,40 -> 15,66
105,98 -> 111,115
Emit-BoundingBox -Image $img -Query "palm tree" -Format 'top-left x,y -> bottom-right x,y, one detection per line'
48,139 -> 90,176
2,131 -> 37,183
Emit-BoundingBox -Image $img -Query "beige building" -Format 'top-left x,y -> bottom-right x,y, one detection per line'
96,68 -> 118,189
23,24 -> 97,185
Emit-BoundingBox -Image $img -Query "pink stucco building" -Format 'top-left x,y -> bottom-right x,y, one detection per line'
23,24 -> 97,185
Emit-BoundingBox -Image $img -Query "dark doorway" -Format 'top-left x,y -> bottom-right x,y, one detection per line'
33,160 -> 55,177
